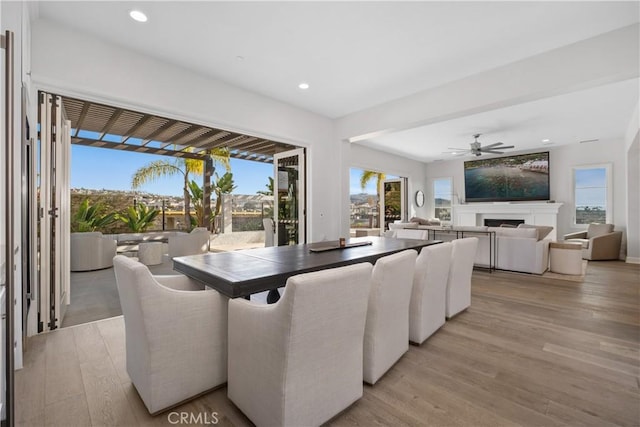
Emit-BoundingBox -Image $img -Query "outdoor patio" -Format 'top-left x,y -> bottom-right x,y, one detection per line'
64,231 -> 267,328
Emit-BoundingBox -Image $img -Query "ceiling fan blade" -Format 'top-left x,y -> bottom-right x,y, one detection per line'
481,150 -> 505,154
446,147 -> 469,151
481,142 -> 503,149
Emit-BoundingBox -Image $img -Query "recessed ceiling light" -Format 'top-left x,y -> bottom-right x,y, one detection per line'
298,82 -> 310,90
542,139 -> 550,142
129,10 -> 148,23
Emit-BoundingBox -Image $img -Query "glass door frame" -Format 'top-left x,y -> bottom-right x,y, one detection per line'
273,148 -> 306,245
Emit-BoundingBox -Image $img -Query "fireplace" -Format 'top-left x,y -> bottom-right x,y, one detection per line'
452,202 -> 562,240
484,218 -> 525,227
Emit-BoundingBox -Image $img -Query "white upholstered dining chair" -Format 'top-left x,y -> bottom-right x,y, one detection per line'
363,249 -> 418,384
113,255 -> 228,414
409,242 -> 452,344
227,263 -> 373,427
446,237 -> 478,319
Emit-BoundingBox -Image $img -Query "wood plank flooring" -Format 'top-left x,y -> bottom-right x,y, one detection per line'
16,261 -> 639,426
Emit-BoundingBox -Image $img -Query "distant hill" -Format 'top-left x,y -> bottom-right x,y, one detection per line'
350,193 -> 378,205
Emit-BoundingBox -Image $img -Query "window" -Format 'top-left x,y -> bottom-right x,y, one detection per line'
433,178 -> 452,221
573,164 -> 611,225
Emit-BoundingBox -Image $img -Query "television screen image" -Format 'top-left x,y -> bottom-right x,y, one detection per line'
464,152 -> 550,202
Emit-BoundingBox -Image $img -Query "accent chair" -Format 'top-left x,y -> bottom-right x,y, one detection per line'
564,223 -> 622,260
70,232 -> 117,271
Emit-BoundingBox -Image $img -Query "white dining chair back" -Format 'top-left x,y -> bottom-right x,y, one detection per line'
113,255 -> 228,414
227,262 -> 373,427
409,242 -> 452,344
363,249 -> 418,384
446,237 -> 478,319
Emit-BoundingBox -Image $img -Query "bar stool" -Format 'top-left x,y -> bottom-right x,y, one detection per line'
549,242 -> 583,275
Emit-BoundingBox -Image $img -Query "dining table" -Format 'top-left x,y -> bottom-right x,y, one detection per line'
172,236 -> 442,301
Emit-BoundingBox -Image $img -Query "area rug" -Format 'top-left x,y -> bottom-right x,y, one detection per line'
542,260 -> 588,282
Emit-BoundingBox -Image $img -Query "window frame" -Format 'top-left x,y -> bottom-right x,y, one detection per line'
572,163 -> 612,227
432,177 -> 453,223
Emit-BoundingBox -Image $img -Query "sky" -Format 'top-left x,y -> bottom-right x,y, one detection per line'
71,145 -> 273,196
575,167 -> 607,207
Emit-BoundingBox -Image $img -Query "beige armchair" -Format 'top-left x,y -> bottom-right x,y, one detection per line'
70,232 -> 117,271
168,227 -> 210,258
564,223 -> 622,260
113,256 -> 228,414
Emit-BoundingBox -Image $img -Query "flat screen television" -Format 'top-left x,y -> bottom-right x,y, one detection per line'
464,151 -> 550,202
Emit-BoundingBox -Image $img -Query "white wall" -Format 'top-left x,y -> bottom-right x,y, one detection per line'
625,102 -> 639,262
30,19 -> 339,242
425,139 -> 628,249
341,142 -> 428,236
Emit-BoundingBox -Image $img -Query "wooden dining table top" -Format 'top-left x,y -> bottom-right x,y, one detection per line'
172,236 -> 442,298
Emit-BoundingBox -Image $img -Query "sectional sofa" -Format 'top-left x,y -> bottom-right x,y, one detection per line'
388,223 -> 553,275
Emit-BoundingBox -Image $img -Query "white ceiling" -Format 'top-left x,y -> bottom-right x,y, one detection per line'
36,1 -> 639,161
367,78 -> 640,162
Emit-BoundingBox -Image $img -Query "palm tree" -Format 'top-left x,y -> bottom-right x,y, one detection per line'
359,170 -> 386,193
360,170 -> 386,228
131,147 -> 231,229
257,177 -> 274,196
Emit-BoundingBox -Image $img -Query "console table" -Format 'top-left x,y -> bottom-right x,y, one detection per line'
425,227 -> 496,272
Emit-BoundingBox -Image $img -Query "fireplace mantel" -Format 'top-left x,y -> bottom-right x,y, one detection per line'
452,202 -> 563,240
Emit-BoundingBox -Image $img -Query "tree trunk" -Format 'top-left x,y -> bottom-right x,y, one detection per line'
183,176 -> 192,230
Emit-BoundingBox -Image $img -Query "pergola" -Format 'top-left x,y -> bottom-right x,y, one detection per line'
59,95 -> 294,225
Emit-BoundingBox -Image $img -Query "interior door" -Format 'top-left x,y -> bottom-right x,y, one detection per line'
380,178 -> 407,231
273,148 -> 305,246
38,92 -> 70,331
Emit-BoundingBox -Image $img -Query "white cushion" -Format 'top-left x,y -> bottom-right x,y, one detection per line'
587,223 -> 614,238
517,223 -> 554,240
395,229 -> 428,240
491,226 -> 538,239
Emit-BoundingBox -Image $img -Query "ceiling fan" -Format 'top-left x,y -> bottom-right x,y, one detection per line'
445,134 -> 515,156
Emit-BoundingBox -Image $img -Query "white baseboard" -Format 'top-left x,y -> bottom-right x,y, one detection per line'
625,256 -> 640,264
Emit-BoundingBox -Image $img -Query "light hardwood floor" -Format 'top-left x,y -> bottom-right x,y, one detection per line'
16,261 -> 639,426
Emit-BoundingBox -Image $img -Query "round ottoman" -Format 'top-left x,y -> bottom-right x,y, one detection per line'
549,242 -> 583,275
138,242 -> 164,266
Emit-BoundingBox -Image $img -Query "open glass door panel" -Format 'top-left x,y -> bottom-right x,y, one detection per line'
273,148 -> 305,246
380,178 -> 406,231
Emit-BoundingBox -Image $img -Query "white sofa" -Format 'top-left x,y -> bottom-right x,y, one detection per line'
70,232 -> 117,271
392,223 -> 552,275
